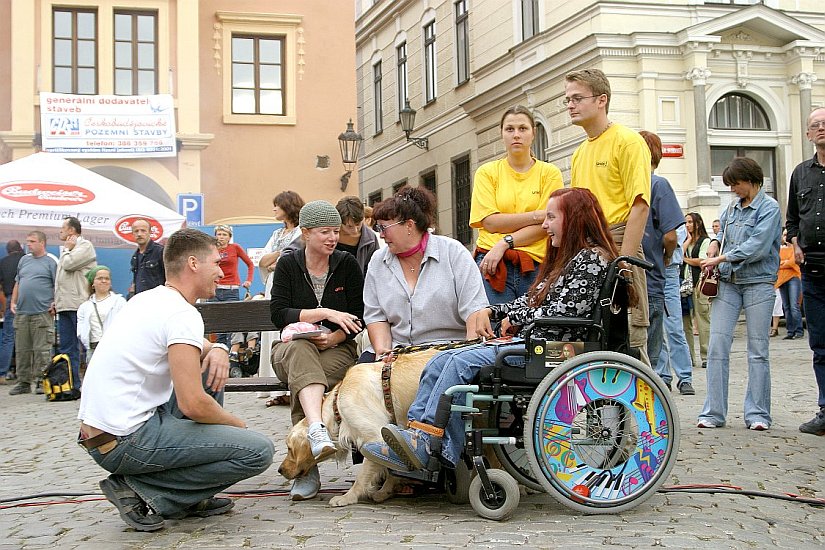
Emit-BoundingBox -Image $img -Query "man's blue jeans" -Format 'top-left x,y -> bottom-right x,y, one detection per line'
0,298 -> 14,377
656,264 -> 693,385
647,296 -> 665,381
84,380 -> 274,516
407,342 -> 525,467
778,276 -> 804,337
475,254 -> 537,305
698,281 -> 774,427
801,273 -> 825,409
211,288 -> 240,348
58,311 -> 81,388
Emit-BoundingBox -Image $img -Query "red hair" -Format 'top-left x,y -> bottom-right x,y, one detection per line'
528,188 -> 618,307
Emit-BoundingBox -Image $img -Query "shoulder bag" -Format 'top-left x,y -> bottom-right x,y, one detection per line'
699,204 -> 733,299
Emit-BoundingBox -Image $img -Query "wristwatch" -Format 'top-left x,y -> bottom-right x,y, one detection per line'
503,235 -> 515,249
211,343 -> 230,354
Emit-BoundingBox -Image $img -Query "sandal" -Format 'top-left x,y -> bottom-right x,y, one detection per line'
769,328 -> 779,337
265,395 -> 291,407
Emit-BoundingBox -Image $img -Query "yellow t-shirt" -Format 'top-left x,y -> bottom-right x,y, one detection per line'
570,123 -> 651,225
470,158 -> 563,262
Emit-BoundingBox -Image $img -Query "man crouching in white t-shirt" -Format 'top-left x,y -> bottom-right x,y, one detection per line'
77,228 -> 274,532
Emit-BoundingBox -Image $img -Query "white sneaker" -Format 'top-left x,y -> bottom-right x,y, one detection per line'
307,422 -> 335,460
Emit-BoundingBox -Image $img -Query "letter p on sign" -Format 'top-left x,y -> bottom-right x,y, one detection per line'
177,193 -> 204,226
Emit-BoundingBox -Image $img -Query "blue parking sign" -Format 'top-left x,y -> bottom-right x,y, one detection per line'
177,193 -> 204,226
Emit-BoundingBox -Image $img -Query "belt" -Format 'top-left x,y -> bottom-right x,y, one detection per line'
79,430 -> 117,450
217,284 -> 240,290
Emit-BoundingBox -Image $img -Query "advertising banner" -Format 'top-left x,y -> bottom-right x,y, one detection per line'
40,92 -> 177,158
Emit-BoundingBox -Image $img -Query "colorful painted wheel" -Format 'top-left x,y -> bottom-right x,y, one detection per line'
468,469 -> 520,521
525,351 -> 679,514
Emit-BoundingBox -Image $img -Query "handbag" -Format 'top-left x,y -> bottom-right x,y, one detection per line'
698,266 -> 719,298
679,276 -> 694,298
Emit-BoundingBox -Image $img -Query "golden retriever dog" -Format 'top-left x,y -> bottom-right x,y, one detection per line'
278,348 -> 440,507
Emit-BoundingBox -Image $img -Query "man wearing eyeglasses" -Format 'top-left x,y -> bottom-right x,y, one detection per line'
786,107 -> 825,436
565,68 -> 653,366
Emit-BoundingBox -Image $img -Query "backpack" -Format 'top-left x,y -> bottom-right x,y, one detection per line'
42,354 -> 81,401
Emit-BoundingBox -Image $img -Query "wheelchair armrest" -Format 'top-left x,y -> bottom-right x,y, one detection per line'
530,317 -> 593,327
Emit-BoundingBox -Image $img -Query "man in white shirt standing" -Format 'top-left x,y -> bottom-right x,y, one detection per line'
77,228 -> 274,531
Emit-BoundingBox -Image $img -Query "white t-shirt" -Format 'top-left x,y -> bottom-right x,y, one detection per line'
77,286 -> 204,436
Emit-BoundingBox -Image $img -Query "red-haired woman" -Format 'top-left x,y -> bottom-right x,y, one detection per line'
362,187 -> 619,471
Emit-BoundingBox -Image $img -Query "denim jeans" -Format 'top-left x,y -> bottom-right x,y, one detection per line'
84,376 -> 274,516
657,264 -> 693,385
698,281 -> 774,427
475,254 -> 537,305
407,342 -> 524,467
58,311 -> 81,389
647,296 -> 665,381
778,277 -> 803,337
0,298 -> 14,376
211,288 -> 240,348
801,273 -> 825,409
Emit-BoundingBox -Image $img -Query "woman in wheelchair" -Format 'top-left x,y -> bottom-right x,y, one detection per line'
361,187 -> 620,472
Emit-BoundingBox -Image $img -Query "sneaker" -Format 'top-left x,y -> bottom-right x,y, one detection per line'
381,424 -> 431,471
290,464 -> 320,501
6,372 -> 17,381
361,441 -> 412,472
99,475 -> 165,532
701,361 -> 707,369
8,382 -> 31,395
782,334 -> 795,340
799,409 -> 825,436
696,420 -> 720,429
307,422 -> 335,460
678,382 -> 695,396
748,422 -> 769,431
165,497 -> 234,519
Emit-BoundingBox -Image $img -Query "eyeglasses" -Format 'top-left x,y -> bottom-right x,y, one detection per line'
376,220 -> 404,234
562,95 -> 601,106
809,121 -> 825,130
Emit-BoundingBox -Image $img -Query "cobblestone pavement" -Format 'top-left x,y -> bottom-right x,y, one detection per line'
1,323 -> 823,549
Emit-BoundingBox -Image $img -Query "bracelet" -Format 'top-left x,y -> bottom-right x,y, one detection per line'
211,343 -> 230,354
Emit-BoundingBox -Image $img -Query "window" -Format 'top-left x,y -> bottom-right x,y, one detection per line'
231,35 -> 285,115
455,1 -> 469,85
521,0 -> 539,41
373,61 -> 383,134
217,12 -> 301,125
393,180 -> 408,194
53,8 -> 97,94
423,22 -> 437,103
421,171 -> 437,196
710,147 -> 776,198
452,156 -> 472,245
709,93 -> 769,130
396,42 -> 408,117
368,190 -> 383,206
114,11 -> 158,95
531,122 -> 548,161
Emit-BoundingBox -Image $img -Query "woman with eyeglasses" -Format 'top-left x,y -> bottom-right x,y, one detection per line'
471,105 -> 563,305
682,211 -> 712,369
361,186 -> 489,363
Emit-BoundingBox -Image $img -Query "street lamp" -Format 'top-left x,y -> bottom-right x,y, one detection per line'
399,100 -> 429,150
338,119 -> 363,191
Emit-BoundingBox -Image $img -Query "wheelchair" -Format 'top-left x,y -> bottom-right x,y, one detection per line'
390,256 -> 680,520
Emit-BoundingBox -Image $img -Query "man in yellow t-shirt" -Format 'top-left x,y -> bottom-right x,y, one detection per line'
565,68 -> 653,365
470,106 -> 563,304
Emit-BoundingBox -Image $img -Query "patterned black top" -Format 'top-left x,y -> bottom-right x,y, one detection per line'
488,247 -> 609,341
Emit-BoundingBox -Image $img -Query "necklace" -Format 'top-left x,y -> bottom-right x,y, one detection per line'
589,121 -> 612,140
165,283 -> 187,301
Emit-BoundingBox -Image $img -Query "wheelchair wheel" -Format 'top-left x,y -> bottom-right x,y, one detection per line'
489,400 -> 544,492
229,365 -> 244,379
443,460 -> 473,504
468,469 -> 520,521
525,351 -> 679,514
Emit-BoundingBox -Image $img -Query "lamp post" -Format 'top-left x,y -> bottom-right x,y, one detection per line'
338,119 -> 363,191
399,100 -> 429,150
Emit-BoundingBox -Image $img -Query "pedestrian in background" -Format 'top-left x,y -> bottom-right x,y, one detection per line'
697,157 -> 781,431
683,212 -> 711,369
335,196 -> 378,275
0,240 -> 25,383
212,224 -> 254,348
776,228 -> 803,340
129,218 -> 165,296
77,266 -> 126,365
786,106 -> 825,436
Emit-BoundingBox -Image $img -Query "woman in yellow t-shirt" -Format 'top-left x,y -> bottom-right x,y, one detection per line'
470,105 -> 563,304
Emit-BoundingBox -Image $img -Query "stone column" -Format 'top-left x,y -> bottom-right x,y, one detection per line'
685,67 -> 720,214
792,72 -> 818,158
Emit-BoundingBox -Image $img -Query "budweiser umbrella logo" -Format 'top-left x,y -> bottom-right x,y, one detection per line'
115,215 -> 163,243
0,183 -> 95,206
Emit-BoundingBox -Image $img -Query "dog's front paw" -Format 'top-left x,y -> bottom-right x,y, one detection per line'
329,493 -> 358,507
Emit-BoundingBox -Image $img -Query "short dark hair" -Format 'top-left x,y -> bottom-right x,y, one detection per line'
6,240 -> 23,254
163,229 -> 217,276
722,157 -> 763,188
639,131 -> 662,169
63,216 -> 82,235
273,191 -> 305,227
372,186 -> 436,233
336,196 -> 365,224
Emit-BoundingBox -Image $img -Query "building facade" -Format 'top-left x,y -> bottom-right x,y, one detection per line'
355,0 -> 825,241
0,0 -> 358,225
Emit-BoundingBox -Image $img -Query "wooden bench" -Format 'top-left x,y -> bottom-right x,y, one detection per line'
195,300 -> 288,393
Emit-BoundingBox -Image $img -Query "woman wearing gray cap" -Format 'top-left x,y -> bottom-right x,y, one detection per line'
269,200 -> 364,500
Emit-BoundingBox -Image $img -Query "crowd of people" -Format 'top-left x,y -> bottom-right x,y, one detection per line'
1,70 -> 822,532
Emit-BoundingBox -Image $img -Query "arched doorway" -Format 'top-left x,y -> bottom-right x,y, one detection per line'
88,165 -> 175,209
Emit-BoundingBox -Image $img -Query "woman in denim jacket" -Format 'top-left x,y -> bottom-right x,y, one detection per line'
697,157 -> 781,431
